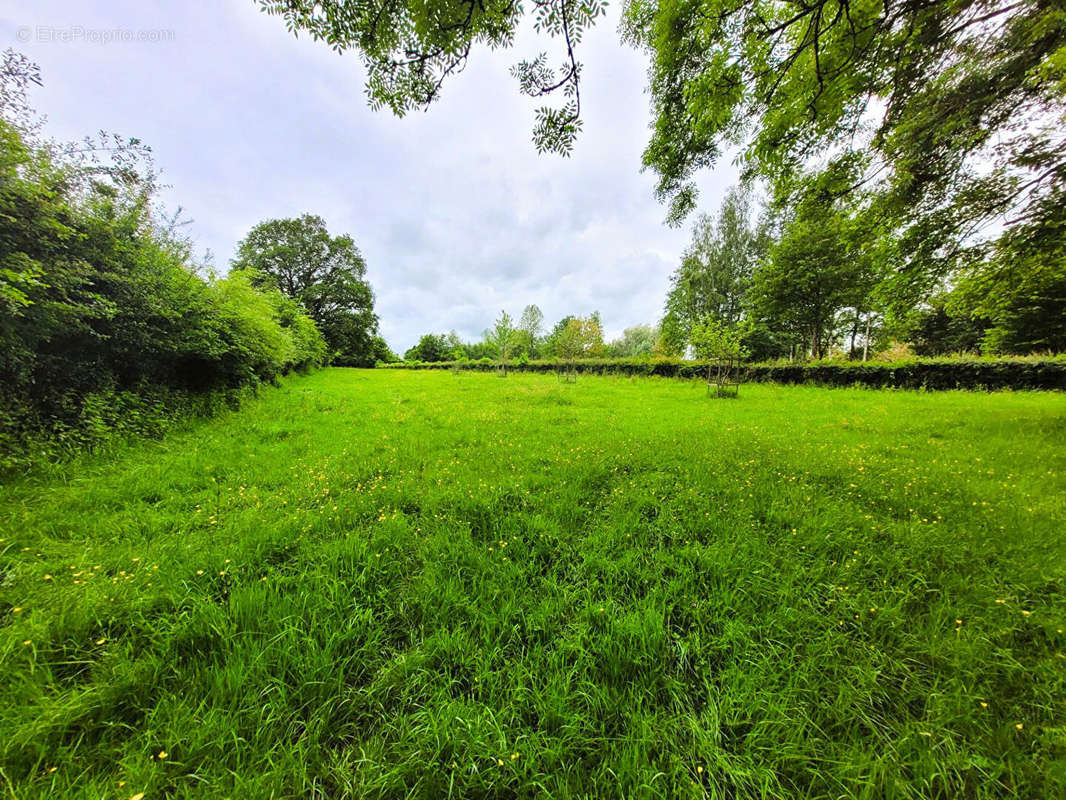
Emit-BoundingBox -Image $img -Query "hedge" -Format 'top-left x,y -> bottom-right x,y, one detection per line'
0,115 -> 328,470
381,357 -> 1066,391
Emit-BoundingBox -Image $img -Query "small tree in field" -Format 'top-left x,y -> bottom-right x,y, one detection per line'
555,318 -> 586,382
517,304 -> 544,359
485,310 -> 517,375
691,319 -> 749,397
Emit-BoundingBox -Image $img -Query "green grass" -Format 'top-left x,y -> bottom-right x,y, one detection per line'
2,369 -> 1065,798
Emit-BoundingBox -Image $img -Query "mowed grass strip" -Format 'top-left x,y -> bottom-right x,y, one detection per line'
1,369 -> 1064,799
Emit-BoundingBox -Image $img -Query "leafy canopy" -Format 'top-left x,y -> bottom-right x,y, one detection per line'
624,0 -> 1066,293
231,214 -> 379,366
661,185 -> 768,354
690,317 -> 750,362
485,309 -> 518,365
258,0 -> 607,154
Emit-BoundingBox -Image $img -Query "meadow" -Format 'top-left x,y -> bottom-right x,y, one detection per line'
1,369 -> 1064,799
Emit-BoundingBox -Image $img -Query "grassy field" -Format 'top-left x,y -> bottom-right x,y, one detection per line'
1,369 -> 1064,799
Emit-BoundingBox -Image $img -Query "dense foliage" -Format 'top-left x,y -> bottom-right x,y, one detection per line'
0,58 -> 326,465
659,170 -> 1057,361
661,187 -> 768,354
231,215 -> 382,366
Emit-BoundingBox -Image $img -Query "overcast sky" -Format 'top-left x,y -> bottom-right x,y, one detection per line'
2,0 -> 736,351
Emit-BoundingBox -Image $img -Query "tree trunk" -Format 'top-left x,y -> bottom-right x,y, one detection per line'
863,314 -> 871,362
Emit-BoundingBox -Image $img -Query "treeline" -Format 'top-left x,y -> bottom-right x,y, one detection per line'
402,309 -> 660,364
0,53 -> 381,466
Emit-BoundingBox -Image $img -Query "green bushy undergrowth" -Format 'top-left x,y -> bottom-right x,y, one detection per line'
0,383 -> 257,476
0,116 -> 327,465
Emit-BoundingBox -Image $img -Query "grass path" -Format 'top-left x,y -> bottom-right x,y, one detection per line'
2,369 -> 1065,798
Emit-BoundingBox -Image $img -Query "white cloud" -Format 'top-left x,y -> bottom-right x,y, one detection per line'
3,0 -> 737,350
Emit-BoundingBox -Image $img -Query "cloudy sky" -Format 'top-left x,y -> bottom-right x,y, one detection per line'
2,0 -> 736,351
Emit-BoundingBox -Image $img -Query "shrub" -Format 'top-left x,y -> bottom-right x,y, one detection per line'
0,115 -> 327,467
381,356 -> 1066,391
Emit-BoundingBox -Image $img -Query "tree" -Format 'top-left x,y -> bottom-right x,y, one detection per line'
541,315 -> 576,358
541,313 -> 602,358
403,333 -> 449,363
690,318 -> 749,396
551,314 -> 606,379
751,186 -> 875,360
584,311 -> 606,357
555,317 -> 587,381
485,310 -> 517,373
661,185 -> 769,353
517,304 -> 544,359
608,324 -> 658,358
231,215 -> 379,366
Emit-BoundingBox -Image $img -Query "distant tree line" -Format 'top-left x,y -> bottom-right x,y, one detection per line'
403,306 -> 673,365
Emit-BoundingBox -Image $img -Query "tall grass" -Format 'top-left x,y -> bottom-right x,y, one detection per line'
1,370 -> 1063,798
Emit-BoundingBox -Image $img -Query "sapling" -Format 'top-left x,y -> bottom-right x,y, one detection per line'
690,318 -> 750,397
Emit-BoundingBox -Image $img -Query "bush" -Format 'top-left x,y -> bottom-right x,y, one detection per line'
0,115 -> 327,467
380,356 -> 1066,391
